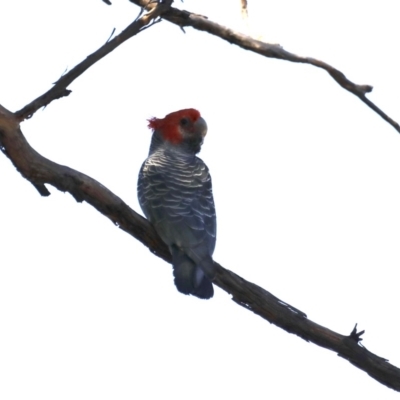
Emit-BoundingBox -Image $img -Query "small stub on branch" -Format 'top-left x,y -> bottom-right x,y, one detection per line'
348,323 -> 365,343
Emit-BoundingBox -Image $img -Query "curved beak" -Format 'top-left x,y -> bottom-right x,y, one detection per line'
194,116 -> 208,138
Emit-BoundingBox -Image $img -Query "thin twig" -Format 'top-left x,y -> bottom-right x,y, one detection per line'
106,27 -> 116,43
14,1 -> 172,121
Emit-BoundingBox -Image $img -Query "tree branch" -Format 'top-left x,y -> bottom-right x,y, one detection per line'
1,104 -> 399,391
14,0 -> 173,121
15,0 -> 399,134
128,0 -> 400,134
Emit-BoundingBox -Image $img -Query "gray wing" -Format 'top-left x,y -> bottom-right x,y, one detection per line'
138,152 -> 216,259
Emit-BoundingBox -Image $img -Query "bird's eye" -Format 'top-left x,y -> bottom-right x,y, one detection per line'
180,117 -> 189,126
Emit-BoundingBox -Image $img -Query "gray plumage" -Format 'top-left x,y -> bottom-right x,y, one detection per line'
137,109 -> 216,299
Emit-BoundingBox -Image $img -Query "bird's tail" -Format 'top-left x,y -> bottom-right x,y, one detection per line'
171,246 -> 214,299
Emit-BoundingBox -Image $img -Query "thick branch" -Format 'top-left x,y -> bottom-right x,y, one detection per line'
0,105 -> 399,391
15,1 -> 172,121
128,0 -> 400,134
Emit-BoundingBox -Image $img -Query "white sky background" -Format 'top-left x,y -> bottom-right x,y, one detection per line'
1,0 -> 400,398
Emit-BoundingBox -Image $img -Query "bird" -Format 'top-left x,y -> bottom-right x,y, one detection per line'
137,108 -> 216,299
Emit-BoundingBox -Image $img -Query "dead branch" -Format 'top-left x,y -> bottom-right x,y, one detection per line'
15,0 -> 173,121
0,104 -> 399,391
128,0 -> 400,134
15,0 -> 399,134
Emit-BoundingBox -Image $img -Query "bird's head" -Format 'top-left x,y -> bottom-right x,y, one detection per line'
148,108 -> 207,154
